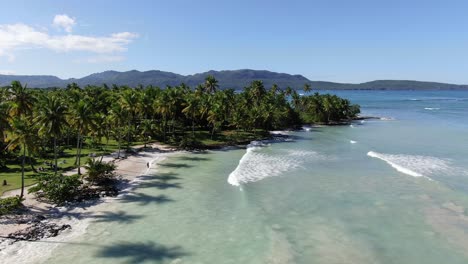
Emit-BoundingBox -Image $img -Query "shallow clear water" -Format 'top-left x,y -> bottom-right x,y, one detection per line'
46,90 -> 468,264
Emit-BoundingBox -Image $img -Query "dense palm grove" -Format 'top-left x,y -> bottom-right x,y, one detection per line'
0,76 -> 360,201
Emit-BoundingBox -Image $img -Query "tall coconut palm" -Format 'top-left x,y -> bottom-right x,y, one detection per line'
119,89 -> 141,148
182,93 -> 199,136
69,99 -> 96,175
0,101 -> 10,145
284,86 -> 293,96
204,75 -> 219,94
108,103 -> 127,158
303,83 -> 312,93
139,119 -> 155,148
7,81 -> 36,118
6,117 -> 36,198
36,95 -> 68,175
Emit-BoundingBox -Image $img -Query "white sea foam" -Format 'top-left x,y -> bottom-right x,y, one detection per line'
302,126 -> 312,132
380,117 -> 395,121
350,140 -> 357,144
367,151 -> 451,180
424,107 -> 440,110
228,148 -> 299,186
350,125 -> 355,128
270,130 -> 290,135
228,144 -> 326,186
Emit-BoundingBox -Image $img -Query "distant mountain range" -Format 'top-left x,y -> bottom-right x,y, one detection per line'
1,69 -> 468,90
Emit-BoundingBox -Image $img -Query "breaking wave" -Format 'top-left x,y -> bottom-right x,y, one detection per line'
367,151 -> 452,180
228,142 -> 326,186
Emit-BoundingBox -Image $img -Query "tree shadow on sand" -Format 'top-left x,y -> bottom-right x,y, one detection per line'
137,173 -> 183,190
159,163 -> 193,169
117,193 -> 174,206
141,172 -> 181,182
138,181 -> 182,190
177,156 -> 210,161
96,241 -> 189,264
91,211 -> 144,224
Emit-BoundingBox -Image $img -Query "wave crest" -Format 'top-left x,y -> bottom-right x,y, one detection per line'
228,143 -> 326,186
367,151 -> 451,179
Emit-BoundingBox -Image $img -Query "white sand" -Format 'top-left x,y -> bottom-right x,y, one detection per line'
0,142 -> 177,239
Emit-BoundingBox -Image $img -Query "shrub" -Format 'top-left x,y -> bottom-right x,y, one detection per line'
84,159 -> 117,185
0,196 -> 24,215
179,136 -> 202,150
29,173 -> 82,205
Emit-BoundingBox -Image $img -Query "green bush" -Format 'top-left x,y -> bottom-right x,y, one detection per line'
179,136 -> 202,149
29,173 -> 82,205
84,159 -> 117,185
0,196 -> 23,215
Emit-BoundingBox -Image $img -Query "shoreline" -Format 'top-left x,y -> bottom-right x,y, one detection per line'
0,122 -> 376,262
0,142 -> 178,263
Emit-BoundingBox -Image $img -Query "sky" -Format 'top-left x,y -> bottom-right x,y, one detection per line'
1,0 -> 468,83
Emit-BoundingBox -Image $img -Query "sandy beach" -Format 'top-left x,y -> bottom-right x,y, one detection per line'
0,142 -> 178,263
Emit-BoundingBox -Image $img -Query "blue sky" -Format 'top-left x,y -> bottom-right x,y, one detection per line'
1,0 -> 468,83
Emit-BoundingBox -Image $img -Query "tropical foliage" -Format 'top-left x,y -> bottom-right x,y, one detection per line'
28,173 -> 82,205
0,76 -> 359,201
0,196 -> 23,215
84,159 -> 117,185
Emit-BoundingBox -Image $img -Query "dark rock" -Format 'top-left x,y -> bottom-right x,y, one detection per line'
8,222 -> 71,241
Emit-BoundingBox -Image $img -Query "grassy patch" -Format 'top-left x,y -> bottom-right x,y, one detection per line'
0,138 -> 146,195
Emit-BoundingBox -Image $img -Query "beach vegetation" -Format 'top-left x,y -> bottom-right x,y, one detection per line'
28,173 -> 82,205
0,196 -> 23,215
0,77 -> 360,196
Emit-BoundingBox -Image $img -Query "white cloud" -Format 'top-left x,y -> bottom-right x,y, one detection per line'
0,70 -> 15,75
53,14 -> 76,33
0,19 -> 138,62
75,55 -> 125,64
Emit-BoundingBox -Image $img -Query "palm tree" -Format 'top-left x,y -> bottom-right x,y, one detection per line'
108,103 -> 127,158
284,86 -> 293,96
303,83 -> 312,93
7,81 -> 35,118
204,75 -> 219,94
322,95 -> 333,124
6,117 -> 36,198
139,119 -> 154,148
182,93 -> 199,136
69,99 -> 96,174
119,89 -> 141,148
36,95 -> 68,175
0,101 -> 10,145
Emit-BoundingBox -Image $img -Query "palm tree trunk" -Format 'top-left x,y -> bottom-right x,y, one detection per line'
28,155 -> 38,173
126,122 -> 131,150
117,131 -> 121,159
100,136 -> 109,162
171,116 -> 175,136
77,137 -> 83,175
20,144 -> 25,199
54,137 -> 58,176
163,117 -> 167,142
211,125 -> 215,140
192,112 -> 195,137
75,132 -> 81,165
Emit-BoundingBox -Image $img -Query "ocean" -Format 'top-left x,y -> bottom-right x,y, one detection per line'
42,90 -> 468,263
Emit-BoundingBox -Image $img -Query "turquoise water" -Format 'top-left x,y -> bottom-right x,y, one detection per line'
46,90 -> 468,264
